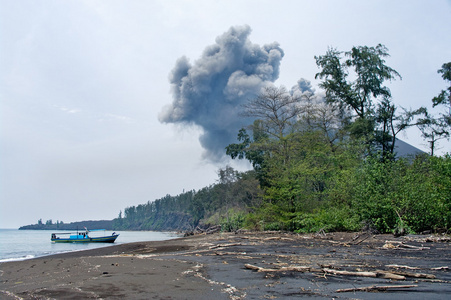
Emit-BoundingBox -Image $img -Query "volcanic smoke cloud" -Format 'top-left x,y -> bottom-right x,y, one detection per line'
159,25 -> 284,161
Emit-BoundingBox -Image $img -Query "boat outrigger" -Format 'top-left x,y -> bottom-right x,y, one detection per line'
51,228 -> 119,243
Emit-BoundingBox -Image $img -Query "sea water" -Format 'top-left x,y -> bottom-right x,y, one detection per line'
0,229 -> 181,262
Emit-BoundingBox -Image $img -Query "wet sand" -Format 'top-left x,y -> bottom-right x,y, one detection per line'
1,232 -> 450,299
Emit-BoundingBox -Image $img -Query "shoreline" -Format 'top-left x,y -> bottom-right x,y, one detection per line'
1,232 -> 450,299
0,229 -> 182,263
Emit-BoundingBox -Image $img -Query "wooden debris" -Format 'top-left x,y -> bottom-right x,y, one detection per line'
323,268 -> 405,280
399,244 -> 430,250
322,268 -> 377,278
328,240 -> 350,247
336,284 -> 418,293
214,251 -> 247,256
382,242 -> 398,249
419,279 -> 451,283
386,264 -> 420,270
244,264 -> 311,273
184,224 -> 222,236
209,243 -> 241,249
425,236 -> 451,243
375,270 -> 406,280
245,264 -> 405,280
353,234 -> 371,245
206,225 -> 222,234
351,232 -> 372,245
389,270 -> 436,279
244,264 -> 261,271
382,241 -> 430,250
315,228 -> 326,238
263,236 -> 295,241
431,266 -> 449,271
405,235 -> 451,243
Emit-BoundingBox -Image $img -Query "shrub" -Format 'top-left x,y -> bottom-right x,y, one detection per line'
291,207 -> 361,233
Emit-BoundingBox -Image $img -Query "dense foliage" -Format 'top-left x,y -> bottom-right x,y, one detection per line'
113,170 -> 262,231
113,47 -> 450,234
352,155 -> 451,233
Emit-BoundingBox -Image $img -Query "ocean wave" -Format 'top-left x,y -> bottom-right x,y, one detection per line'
0,254 -> 35,262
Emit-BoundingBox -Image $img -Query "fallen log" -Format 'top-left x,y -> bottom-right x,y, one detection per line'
244,264 -> 311,273
323,268 -> 405,280
431,266 -> 449,271
386,264 -> 419,270
322,268 -> 377,278
382,241 -> 430,250
244,264 -> 260,271
352,232 -> 372,245
399,244 -> 430,250
244,264 -> 404,280
210,243 -> 241,249
263,236 -> 295,241
375,271 -> 406,280
206,225 -> 221,234
336,284 -> 418,293
389,270 -> 436,279
215,251 -> 247,256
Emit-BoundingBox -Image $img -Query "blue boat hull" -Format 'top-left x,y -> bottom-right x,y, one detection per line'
51,234 -> 119,243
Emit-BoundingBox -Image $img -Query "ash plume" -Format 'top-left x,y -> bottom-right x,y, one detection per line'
159,25 -> 284,161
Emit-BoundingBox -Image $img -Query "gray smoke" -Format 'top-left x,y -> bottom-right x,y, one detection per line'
159,25 -> 284,161
291,78 -> 314,95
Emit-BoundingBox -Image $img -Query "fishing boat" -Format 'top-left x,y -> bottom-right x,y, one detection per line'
51,228 -> 119,243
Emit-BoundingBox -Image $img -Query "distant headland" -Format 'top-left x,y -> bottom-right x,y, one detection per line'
19,220 -> 113,230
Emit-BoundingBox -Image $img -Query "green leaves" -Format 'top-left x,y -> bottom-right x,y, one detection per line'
315,44 -> 400,120
315,44 -> 407,158
352,155 -> 451,233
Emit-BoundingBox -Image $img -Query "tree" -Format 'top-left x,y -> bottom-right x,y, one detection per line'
301,100 -> 348,152
315,44 -> 402,153
216,166 -> 239,223
415,107 -> 450,156
375,99 -> 417,158
226,121 -> 268,164
239,86 -> 306,164
412,63 -> 451,156
433,62 -> 451,115
241,86 -> 304,139
217,165 -> 238,185
226,121 -> 271,187
227,86 -> 306,182
432,62 -> 451,132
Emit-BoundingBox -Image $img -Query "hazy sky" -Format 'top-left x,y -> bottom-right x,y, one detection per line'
1,0 -> 450,228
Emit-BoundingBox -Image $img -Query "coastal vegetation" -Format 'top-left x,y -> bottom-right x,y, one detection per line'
19,219 -> 114,230
113,47 -> 450,234
24,47 -> 450,235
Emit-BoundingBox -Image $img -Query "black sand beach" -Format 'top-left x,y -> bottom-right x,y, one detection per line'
1,232 -> 450,299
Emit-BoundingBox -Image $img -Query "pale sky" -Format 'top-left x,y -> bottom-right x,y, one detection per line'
1,0 -> 450,228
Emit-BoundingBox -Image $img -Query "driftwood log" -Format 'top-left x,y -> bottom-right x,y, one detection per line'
210,243 -> 241,249
244,264 -> 404,279
389,270 -> 436,279
386,264 -> 419,270
322,268 -> 406,280
336,285 -> 418,293
244,264 -> 312,273
244,264 -> 436,280
382,241 -> 430,250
